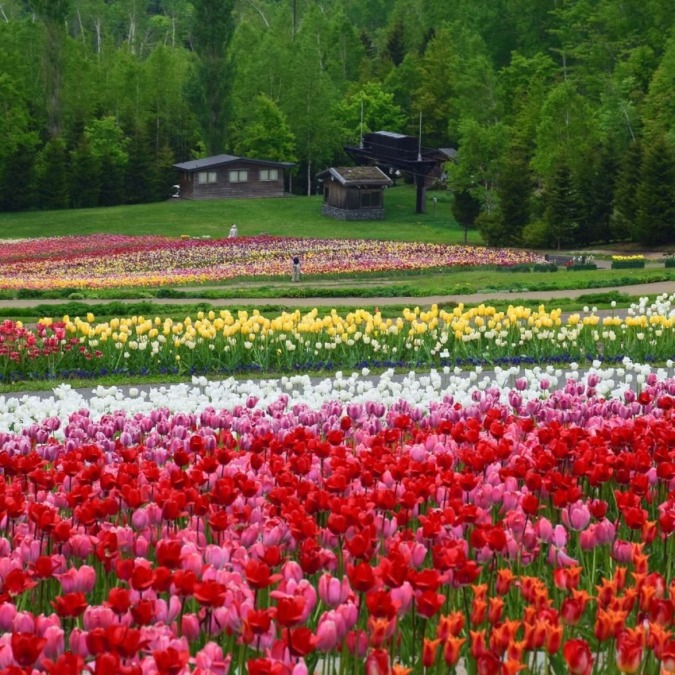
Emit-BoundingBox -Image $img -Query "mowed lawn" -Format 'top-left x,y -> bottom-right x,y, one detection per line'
0,185 -> 482,245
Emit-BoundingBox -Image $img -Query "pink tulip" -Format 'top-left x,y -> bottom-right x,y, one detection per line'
318,574 -> 351,608
13,611 -> 35,633
562,502 -> 591,531
195,642 -> 231,675
42,625 -> 65,659
181,614 -> 201,641
0,603 -> 17,631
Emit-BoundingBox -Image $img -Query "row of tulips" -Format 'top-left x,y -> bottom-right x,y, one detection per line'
0,236 -> 541,290
1,293 -> 674,383
0,365 -> 674,673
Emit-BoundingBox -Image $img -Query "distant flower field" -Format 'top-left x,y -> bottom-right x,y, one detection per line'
0,235 -> 541,290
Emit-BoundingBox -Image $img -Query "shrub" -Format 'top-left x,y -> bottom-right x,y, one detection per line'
566,263 -> 598,271
520,220 -> 551,248
665,258 -> 675,268
496,264 -> 532,273
611,260 -> 645,269
533,263 -> 558,272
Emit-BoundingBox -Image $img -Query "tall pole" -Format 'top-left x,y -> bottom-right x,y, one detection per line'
415,112 -> 425,213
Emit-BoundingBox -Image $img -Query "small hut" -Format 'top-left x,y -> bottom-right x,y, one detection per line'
317,166 -> 393,221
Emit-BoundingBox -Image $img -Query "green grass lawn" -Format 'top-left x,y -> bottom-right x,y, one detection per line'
0,185 -> 482,244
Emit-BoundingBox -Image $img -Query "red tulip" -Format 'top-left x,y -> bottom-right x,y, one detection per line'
285,626 -> 317,657
347,562 -> 376,593
152,647 -> 190,675
416,589 -> 445,619
156,540 -> 182,569
107,587 -> 132,615
563,639 -> 593,675
365,648 -> 391,675
275,595 -> 305,627
245,559 -> 279,590
193,580 -> 227,608
51,591 -> 88,618
11,632 -> 47,668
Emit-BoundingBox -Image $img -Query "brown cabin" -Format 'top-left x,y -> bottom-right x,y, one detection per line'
173,154 -> 295,200
317,166 -> 393,221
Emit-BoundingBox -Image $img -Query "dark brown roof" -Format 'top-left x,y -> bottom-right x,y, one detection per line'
174,154 -> 295,172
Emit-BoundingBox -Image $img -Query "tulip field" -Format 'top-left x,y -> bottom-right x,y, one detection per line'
0,358 -> 674,674
0,235 -> 540,290
0,232 -> 675,673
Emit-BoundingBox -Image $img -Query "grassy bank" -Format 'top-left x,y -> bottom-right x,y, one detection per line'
0,186 -> 483,244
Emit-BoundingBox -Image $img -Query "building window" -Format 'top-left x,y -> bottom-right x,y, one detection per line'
229,170 -> 248,183
197,171 -> 217,184
360,191 -> 382,208
259,168 -> 279,181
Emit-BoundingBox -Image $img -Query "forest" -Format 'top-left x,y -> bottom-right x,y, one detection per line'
0,0 -> 674,247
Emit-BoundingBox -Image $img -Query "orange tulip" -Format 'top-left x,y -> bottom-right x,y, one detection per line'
471,599 -> 487,625
488,597 -> 504,624
470,629 -> 487,659
545,623 -> 563,654
443,635 -> 465,667
436,611 -> 464,640
648,623 -> 672,659
496,569 -> 515,596
500,659 -> 526,675
616,634 -> 643,673
422,638 -> 441,669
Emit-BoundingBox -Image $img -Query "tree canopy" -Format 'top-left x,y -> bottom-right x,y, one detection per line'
0,0 -> 672,244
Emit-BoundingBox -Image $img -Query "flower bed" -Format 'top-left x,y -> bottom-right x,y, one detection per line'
0,365 -> 673,673
611,256 -> 646,270
1,294 -> 674,384
0,236 -> 541,290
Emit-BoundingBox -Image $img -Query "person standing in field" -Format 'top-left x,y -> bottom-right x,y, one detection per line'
229,224 -> 238,238
291,256 -> 301,282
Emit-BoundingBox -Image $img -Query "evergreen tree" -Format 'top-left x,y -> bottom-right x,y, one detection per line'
452,189 -> 481,228
185,0 -> 236,154
0,142 -> 36,212
611,141 -> 642,241
124,125 -> 155,204
152,142 -> 176,202
70,133 -> 100,208
496,142 -> 532,245
35,137 -> 70,210
99,151 -> 126,207
574,145 -> 617,245
453,189 -> 482,244
544,160 -> 579,249
635,137 -> 675,245
386,19 -> 406,67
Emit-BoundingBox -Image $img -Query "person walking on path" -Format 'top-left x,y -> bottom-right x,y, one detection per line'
291,256 -> 301,282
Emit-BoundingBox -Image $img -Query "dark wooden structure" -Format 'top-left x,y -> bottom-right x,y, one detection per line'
344,131 -> 453,214
317,166 -> 393,221
173,154 -> 295,200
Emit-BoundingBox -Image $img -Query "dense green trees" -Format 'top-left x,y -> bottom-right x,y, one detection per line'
0,0 -> 673,246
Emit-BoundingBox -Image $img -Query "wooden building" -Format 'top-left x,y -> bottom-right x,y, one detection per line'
173,154 -> 295,200
317,166 -> 393,221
